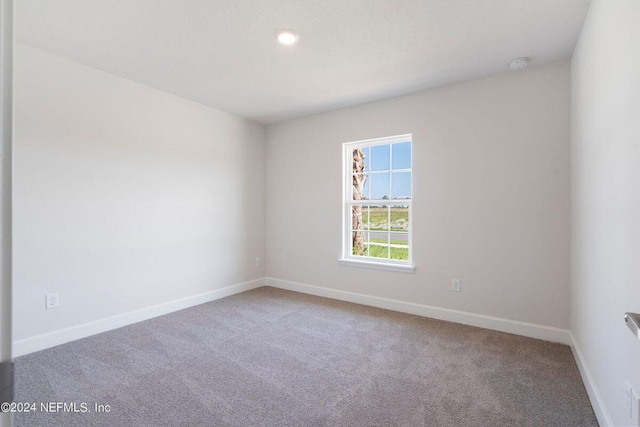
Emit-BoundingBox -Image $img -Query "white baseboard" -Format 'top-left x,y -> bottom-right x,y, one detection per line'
12,278 -> 265,358
570,333 -> 613,427
265,277 -> 572,345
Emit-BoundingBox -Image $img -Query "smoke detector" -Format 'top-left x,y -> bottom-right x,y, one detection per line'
509,57 -> 529,71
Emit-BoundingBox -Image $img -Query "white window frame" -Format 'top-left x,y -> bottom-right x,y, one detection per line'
339,134 -> 415,274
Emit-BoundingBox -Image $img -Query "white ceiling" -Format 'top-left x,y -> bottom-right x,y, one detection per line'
17,0 -> 590,124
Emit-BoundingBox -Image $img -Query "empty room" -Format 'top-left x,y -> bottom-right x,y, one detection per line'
0,0 -> 638,426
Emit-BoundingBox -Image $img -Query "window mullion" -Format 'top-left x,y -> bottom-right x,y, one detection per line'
387,205 -> 391,259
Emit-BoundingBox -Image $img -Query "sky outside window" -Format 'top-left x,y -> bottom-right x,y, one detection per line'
359,142 -> 411,200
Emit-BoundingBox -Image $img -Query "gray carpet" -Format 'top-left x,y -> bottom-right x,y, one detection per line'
14,287 -> 597,426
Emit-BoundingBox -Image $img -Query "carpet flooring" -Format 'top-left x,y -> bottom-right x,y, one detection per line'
14,287 -> 597,426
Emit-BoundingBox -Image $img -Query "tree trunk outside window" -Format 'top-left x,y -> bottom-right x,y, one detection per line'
352,148 -> 367,255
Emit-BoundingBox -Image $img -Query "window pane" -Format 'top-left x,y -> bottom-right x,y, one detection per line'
371,144 -> 390,171
369,231 -> 388,245
352,173 -> 369,200
390,246 -> 409,261
390,232 -> 408,245
391,172 -> 411,199
361,147 -> 370,172
352,205 -> 370,231
370,173 -> 390,200
390,231 -> 409,260
363,205 -> 371,229
352,147 -> 369,174
390,204 -> 409,231
368,242 -> 389,259
392,142 -> 411,170
352,230 -> 369,257
368,205 -> 389,232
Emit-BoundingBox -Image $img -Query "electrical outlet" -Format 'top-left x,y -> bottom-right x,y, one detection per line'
624,380 -> 640,426
45,293 -> 59,310
255,257 -> 261,266
451,279 -> 461,292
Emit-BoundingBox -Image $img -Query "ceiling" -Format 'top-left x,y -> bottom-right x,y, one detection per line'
16,0 -> 590,124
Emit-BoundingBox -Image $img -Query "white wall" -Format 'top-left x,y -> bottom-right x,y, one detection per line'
266,61 -> 571,329
13,45 -> 265,343
571,1 -> 640,425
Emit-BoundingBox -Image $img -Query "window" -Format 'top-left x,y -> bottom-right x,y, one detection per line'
341,135 -> 414,273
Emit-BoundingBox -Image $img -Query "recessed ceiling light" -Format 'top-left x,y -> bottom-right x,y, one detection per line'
276,29 -> 299,45
509,57 -> 529,71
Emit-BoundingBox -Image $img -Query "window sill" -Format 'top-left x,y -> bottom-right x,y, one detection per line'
338,259 -> 415,274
